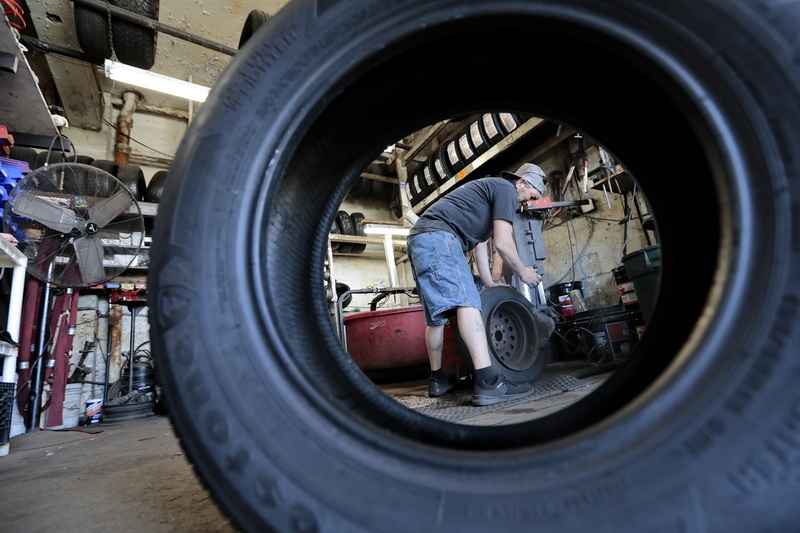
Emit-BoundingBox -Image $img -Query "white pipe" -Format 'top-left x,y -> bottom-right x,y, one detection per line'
383,234 -> 399,288
0,252 -> 28,383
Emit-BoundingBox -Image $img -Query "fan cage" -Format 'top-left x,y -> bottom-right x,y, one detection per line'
3,163 -> 145,288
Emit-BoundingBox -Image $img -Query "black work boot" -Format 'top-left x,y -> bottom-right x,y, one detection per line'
428,374 -> 457,398
472,375 -> 534,406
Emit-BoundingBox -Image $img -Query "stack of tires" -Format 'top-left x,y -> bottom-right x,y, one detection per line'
330,211 -> 368,254
7,147 -> 154,200
8,146 -> 167,202
406,112 -> 525,207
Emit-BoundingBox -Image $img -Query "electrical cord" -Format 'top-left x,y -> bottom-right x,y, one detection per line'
549,213 -> 595,287
102,118 -> 176,159
619,183 -> 637,263
44,134 -> 79,165
2,0 -> 25,29
553,326 -> 600,365
569,212 -> 588,290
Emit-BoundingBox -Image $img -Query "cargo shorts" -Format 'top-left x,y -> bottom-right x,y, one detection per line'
406,230 -> 481,326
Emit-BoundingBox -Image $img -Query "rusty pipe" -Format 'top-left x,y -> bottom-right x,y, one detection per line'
115,91 -> 139,166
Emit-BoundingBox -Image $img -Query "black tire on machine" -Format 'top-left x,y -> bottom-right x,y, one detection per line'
454,287 -> 552,384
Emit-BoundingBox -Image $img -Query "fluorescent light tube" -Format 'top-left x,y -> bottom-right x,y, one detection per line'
364,225 -> 410,236
104,59 -> 210,102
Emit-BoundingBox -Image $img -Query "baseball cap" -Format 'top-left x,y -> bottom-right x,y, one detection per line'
501,163 -> 547,194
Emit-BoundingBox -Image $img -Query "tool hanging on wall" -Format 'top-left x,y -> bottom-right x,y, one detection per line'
553,134 -> 589,219
561,162 -> 576,197
560,133 -> 585,196
68,341 -> 96,383
582,154 -> 589,193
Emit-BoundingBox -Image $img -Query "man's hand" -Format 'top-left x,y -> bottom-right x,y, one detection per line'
519,266 -> 542,287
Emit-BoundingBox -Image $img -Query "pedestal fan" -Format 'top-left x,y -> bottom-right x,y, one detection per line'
3,162 -> 144,429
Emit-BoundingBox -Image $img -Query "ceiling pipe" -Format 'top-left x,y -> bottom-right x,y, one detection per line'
20,36 -> 103,66
115,91 -> 140,166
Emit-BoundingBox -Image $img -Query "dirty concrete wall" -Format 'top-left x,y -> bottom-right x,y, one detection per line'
516,134 -> 656,311
68,295 -> 149,407
540,189 -> 653,309
333,194 -> 414,314
69,294 -> 110,407
63,92 -> 188,183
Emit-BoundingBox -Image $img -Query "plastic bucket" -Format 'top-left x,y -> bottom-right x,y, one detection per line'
548,281 -> 583,317
61,383 -> 83,428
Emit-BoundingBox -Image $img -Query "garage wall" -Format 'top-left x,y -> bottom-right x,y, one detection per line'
522,137 -> 655,310
334,194 -> 414,313
63,92 -> 188,183
54,102 -> 657,419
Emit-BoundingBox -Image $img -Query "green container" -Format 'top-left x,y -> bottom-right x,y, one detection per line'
622,244 -> 661,323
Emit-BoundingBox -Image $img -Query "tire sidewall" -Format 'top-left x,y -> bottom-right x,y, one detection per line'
150,1 -> 800,531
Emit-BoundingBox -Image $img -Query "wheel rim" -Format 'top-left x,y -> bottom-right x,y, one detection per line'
487,300 -> 537,372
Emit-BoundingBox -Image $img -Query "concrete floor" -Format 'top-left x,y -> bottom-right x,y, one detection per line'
0,361 -> 611,532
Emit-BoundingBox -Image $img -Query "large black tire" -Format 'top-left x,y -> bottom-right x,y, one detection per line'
7,146 -> 37,169
454,287 -> 552,384
73,3 -> 112,60
433,143 -> 453,184
90,160 -> 119,197
349,212 -> 367,253
144,170 -> 168,203
73,0 -> 159,68
116,164 -> 147,201
149,1 -> 800,531
238,9 -> 271,50
100,401 -> 157,425
113,0 -> 159,70
34,150 -> 71,169
90,159 -> 119,176
334,210 -> 355,253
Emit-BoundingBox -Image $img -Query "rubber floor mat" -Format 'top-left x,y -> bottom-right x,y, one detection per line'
415,375 -> 597,423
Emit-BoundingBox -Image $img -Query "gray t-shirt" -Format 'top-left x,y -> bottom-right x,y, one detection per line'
410,177 -> 517,252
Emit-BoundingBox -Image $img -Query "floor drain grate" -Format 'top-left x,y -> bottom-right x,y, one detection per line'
415,375 -> 596,423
